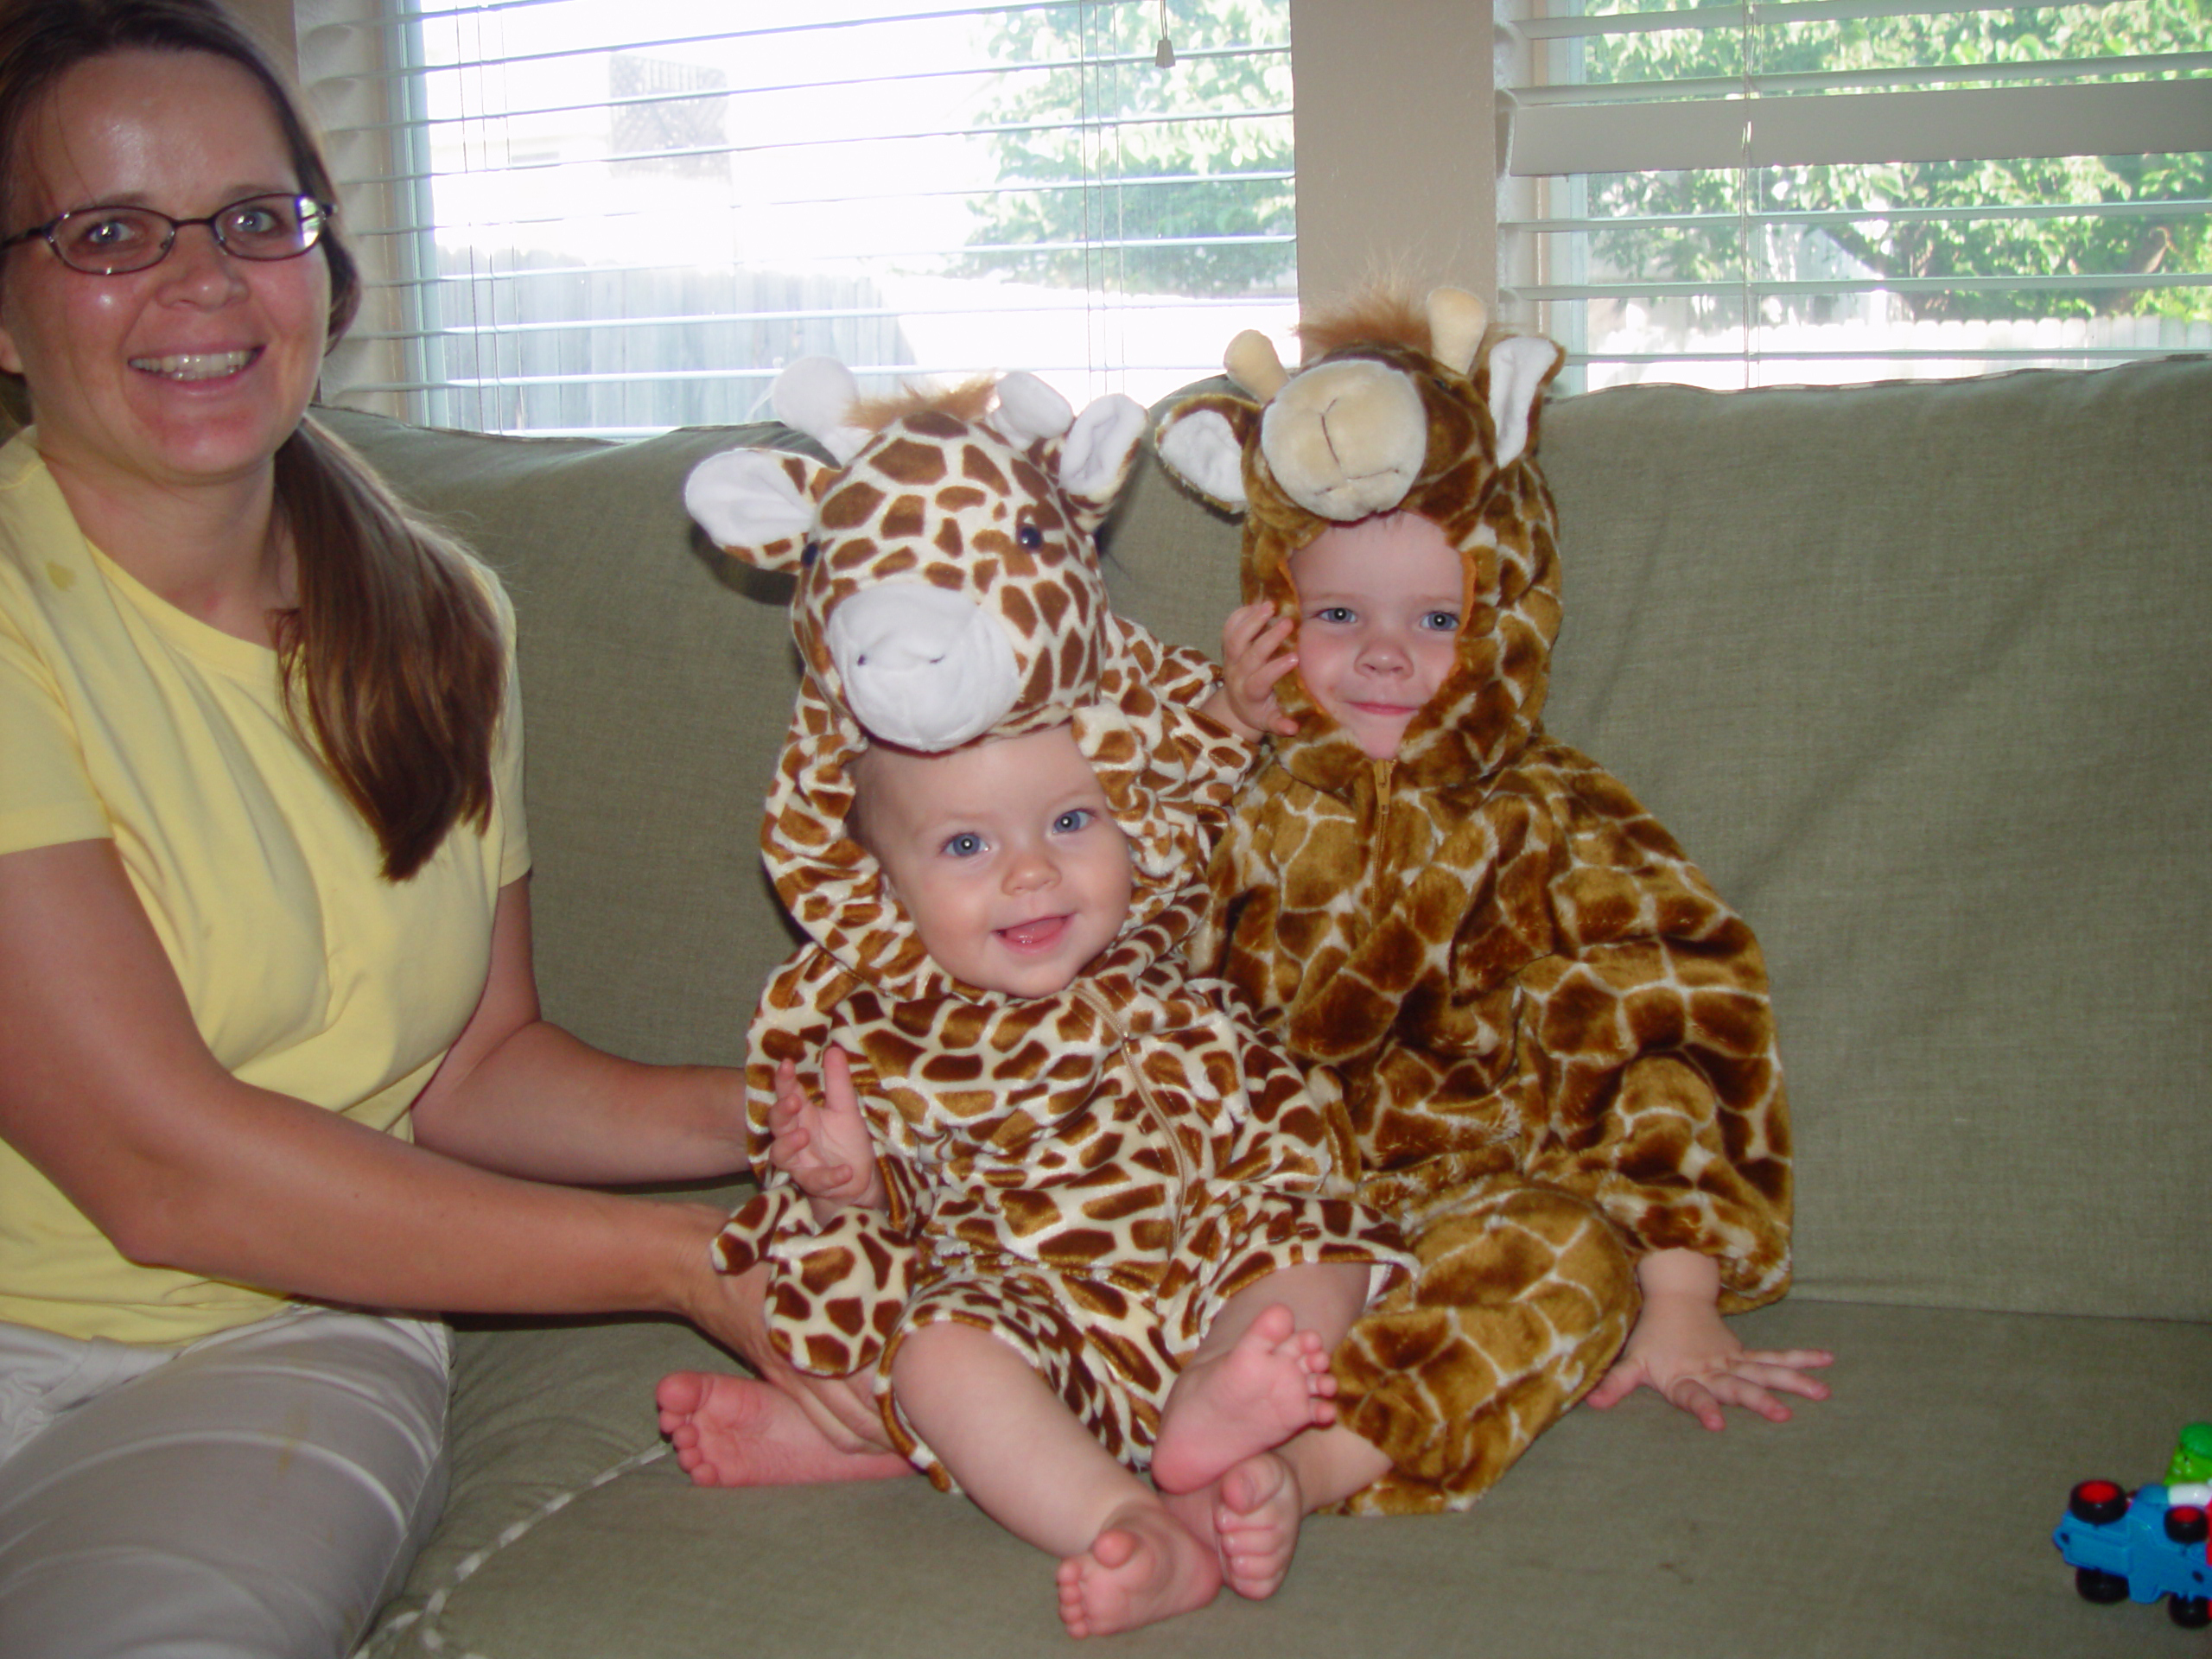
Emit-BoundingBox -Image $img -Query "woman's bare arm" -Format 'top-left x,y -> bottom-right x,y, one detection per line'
0,839 -> 733,1327
406,877 -> 750,1185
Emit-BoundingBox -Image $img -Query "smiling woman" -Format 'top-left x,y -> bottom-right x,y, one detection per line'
0,51 -> 336,555
0,7 -> 871,1656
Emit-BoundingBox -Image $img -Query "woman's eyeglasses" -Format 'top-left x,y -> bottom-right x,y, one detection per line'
0,194 -> 331,276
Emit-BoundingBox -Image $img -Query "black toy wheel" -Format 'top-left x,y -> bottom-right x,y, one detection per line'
2165,1504 -> 2209,1545
2069,1479 -> 2128,1526
2170,1595 -> 2210,1630
2075,1567 -> 2130,1604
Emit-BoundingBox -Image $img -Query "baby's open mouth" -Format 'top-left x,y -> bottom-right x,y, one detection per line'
997,915 -> 1071,950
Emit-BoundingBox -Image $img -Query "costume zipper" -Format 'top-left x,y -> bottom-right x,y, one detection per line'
1370,757 -> 1395,908
1073,982 -> 1195,1200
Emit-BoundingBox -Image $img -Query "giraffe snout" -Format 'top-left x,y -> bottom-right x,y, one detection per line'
824,582 -> 1021,752
1259,358 -> 1428,521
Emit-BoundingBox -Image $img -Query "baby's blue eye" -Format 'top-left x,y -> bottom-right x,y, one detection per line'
1314,605 -> 1354,625
943,832 -> 984,858
1052,809 -> 1093,834
1421,609 -> 1460,632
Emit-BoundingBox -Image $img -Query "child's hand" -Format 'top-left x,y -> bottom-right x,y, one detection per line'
1585,1252 -> 1833,1430
1205,601 -> 1300,742
766,1050 -> 885,1214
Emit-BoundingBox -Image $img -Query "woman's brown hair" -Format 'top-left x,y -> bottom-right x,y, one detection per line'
0,0 -> 504,880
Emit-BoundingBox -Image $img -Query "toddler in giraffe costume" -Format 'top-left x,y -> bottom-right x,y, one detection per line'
1153,285 -> 1835,1516
660,362 -> 1410,1636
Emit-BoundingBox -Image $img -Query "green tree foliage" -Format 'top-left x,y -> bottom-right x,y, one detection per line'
957,2 -> 1294,295
1583,0 -> 2209,320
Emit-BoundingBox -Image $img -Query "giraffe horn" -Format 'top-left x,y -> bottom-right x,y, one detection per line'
1427,287 -> 1489,375
1224,330 -> 1289,400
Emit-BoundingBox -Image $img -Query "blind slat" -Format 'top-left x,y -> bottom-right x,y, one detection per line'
320,105 -> 1290,197
1508,54 -> 2212,107
1511,271 -> 2212,298
1508,78 -> 2212,175
1504,197 -> 2212,232
1510,0 -> 2146,43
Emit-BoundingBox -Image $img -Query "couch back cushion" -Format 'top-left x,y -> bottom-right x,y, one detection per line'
328,357 -> 2210,1323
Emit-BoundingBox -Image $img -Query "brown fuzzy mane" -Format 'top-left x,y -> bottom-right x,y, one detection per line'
1295,284 -> 1433,363
849,376 -> 1000,433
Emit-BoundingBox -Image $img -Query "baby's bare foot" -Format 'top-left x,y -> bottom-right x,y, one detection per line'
1214,1452 -> 1306,1599
1149,1304 -> 1336,1495
1160,1451 -> 1306,1601
654,1370 -> 912,1488
1053,1501 -> 1221,1637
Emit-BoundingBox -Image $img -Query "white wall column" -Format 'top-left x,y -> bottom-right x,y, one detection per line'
1287,0 -> 1497,315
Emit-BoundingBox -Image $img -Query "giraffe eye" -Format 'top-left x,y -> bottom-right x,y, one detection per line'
1017,523 -> 1045,550
800,540 -> 819,568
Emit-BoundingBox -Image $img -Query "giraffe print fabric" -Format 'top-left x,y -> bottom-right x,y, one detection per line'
1154,290 -> 1794,1515
686,363 -> 1409,1487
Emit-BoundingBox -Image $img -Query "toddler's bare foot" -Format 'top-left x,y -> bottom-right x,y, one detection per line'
654,1370 -> 912,1487
1053,1501 -> 1221,1637
1148,1303 -> 1335,1495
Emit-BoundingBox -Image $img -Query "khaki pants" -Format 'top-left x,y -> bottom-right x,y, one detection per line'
0,1305 -> 449,1659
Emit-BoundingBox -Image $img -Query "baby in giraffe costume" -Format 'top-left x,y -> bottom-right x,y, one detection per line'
1152,286 -> 1834,1517
663,360 -> 1409,1635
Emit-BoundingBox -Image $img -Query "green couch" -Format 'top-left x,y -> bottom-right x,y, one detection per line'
336,358 -> 2210,1658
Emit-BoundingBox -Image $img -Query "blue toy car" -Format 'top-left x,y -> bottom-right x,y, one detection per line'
2054,1477 -> 2212,1629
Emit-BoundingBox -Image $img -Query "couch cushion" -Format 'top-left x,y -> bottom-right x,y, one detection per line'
359,1294 -> 2209,1658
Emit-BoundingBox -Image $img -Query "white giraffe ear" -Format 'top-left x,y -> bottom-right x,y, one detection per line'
772,357 -> 871,466
1486,335 -> 1565,467
1154,399 -> 1255,511
683,448 -> 824,571
993,372 -> 1075,446
1058,393 -> 1147,503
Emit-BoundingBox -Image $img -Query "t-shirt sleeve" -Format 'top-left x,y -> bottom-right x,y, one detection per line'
0,593 -> 109,857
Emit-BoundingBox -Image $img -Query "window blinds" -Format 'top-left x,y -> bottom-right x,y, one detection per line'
301,0 -> 1296,436
1494,0 -> 2212,390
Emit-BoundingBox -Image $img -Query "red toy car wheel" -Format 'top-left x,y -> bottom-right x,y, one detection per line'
2165,1505 -> 2209,1545
2069,1479 -> 2129,1526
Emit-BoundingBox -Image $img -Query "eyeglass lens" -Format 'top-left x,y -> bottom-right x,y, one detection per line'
49,194 -> 324,274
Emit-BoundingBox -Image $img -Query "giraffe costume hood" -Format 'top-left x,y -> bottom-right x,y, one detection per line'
1154,288 -> 1794,1515
1154,283 -> 1566,796
683,358 -> 1222,989
685,361 -> 1407,1480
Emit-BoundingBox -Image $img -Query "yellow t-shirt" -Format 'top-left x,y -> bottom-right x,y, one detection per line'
0,431 -> 530,1344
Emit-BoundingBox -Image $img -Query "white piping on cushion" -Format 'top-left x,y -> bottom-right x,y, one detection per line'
353,1441 -> 671,1658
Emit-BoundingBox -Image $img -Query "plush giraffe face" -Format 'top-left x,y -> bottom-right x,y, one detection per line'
1154,289 -> 1567,785
686,359 -> 1147,752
